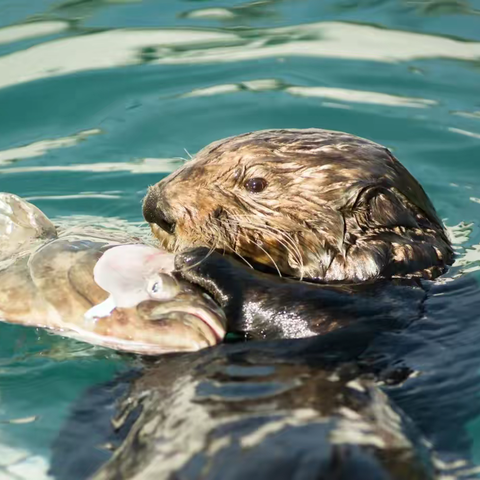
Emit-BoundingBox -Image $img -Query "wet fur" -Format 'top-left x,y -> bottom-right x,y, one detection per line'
144,129 -> 453,283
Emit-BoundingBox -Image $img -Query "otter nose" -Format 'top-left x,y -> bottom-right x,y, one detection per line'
143,188 -> 176,235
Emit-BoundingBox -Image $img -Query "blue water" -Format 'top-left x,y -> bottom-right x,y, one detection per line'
1,0 -> 480,477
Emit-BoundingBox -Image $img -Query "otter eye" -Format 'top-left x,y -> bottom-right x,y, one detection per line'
244,177 -> 267,193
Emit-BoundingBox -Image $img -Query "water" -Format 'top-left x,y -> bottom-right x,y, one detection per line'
0,0 -> 480,477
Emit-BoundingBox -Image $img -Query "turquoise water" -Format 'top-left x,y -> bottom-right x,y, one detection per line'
1,0 -> 480,477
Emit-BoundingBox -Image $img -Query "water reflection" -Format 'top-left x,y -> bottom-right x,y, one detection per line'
1,21 -> 480,91
448,127 -> 480,140
0,129 -> 101,165
182,7 -> 238,20
150,21 -> 480,64
333,0 -> 480,16
180,79 -> 284,97
0,446 -> 50,480
44,0 -> 142,23
181,0 -> 278,22
0,27 -> 237,90
181,79 -> 437,108
404,0 -> 480,16
0,158 -> 183,174
287,86 -> 436,108
25,192 -> 121,200
0,21 -> 68,46
454,111 -> 480,120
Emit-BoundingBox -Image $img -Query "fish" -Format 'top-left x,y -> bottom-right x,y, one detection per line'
0,193 -> 226,355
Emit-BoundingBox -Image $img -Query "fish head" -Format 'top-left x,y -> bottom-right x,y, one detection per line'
85,244 -> 227,354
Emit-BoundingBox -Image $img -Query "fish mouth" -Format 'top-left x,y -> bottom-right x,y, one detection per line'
131,298 -> 227,354
75,302 -> 226,356
146,300 -> 226,341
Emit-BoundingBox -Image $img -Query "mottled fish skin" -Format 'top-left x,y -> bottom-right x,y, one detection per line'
0,193 -> 226,355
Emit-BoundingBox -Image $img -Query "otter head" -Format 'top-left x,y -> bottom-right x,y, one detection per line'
143,129 -> 453,283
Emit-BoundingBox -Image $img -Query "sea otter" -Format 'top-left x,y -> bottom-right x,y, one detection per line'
46,130 -> 459,480
142,129 -> 453,339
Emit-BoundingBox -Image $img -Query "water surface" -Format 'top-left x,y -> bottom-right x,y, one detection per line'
1,0 -> 480,477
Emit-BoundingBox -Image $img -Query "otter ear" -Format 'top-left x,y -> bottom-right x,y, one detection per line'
350,186 -> 453,279
356,187 -> 420,230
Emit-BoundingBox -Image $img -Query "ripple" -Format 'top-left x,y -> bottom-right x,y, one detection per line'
152,21 -> 480,64
0,21 -> 69,46
180,79 -> 283,98
0,442 -> 50,480
287,86 -> 437,108
0,129 -> 101,165
183,8 -> 237,20
0,28 -> 238,91
0,158 -> 183,174
1,21 -> 479,92
454,244 -> 480,274
446,221 -> 474,245
180,78 -> 436,109
25,192 -> 121,200
453,111 -> 480,120
448,127 -> 480,140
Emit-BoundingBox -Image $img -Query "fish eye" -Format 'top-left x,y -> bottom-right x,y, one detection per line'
147,274 -> 180,301
147,277 -> 163,297
244,177 -> 267,193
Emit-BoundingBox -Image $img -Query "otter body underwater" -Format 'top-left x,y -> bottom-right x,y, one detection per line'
54,336 -> 439,480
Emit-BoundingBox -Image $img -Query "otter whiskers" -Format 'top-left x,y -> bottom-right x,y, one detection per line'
227,214 -> 305,268
219,214 -> 305,278
235,230 -> 283,277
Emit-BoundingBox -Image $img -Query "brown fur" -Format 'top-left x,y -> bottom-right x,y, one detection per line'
143,129 -> 453,283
